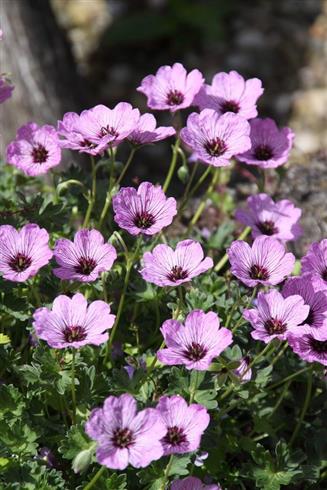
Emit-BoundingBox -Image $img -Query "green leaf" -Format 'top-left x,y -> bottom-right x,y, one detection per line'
58,424 -> 92,460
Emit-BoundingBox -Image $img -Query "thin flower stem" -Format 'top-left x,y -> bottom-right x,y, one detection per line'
30,280 -> 41,306
231,286 -> 257,334
270,341 -> 288,367
160,454 -> 174,490
105,237 -> 142,360
289,366 -> 313,447
178,161 -> 199,212
186,167 -> 219,233
182,165 -> 212,205
267,366 -> 312,391
163,138 -> 180,193
83,156 -> 97,228
102,273 -> 108,303
83,466 -> 106,490
98,148 -> 116,229
116,147 -> 136,187
189,370 -> 199,404
71,349 -> 76,424
214,226 -> 251,273
269,380 -> 292,418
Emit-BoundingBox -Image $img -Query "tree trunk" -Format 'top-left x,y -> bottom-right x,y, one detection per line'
0,0 -> 89,155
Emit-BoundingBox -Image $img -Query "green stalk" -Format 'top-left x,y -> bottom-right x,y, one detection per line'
189,370 -> 199,404
163,138 -> 180,193
231,286 -> 257,334
186,167 -> 219,233
178,161 -> 199,212
83,156 -> 97,228
83,466 -> 106,490
181,165 -> 211,206
71,349 -> 76,424
160,455 -> 174,490
116,147 -> 136,187
267,366 -> 312,391
289,366 -> 313,446
98,148 -> 116,229
214,226 -> 251,273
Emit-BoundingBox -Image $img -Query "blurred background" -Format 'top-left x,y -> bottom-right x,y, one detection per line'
1,0 -> 327,251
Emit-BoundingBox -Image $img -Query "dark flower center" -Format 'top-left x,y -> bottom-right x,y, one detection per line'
31,144 -> 48,164
322,269 -> 327,281
163,426 -> 187,446
166,90 -> 184,106
220,99 -> 240,114
9,253 -> 32,272
183,342 -> 208,361
63,325 -> 87,343
204,137 -> 227,157
99,125 -> 119,138
80,139 -> 96,149
264,318 -> 287,335
254,144 -> 273,161
249,264 -> 269,280
310,338 -> 327,354
111,428 -> 134,449
133,211 -> 155,229
257,220 -> 279,236
167,265 -> 188,282
74,257 -> 97,275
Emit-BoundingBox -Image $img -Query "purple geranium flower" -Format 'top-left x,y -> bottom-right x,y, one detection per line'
228,236 -> 295,287
237,118 -> 294,168
301,239 -> 327,291
156,395 -> 209,455
288,326 -> 327,366
58,103 -> 140,155
140,240 -> 213,287
180,110 -> 251,167
137,62 -> 204,112
128,113 -> 175,145
6,122 -> 61,176
0,224 -> 52,282
0,76 -> 14,104
53,229 -> 117,282
113,182 -> 177,236
85,394 -> 166,470
171,476 -> 221,490
282,275 -> 327,339
194,70 -> 263,120
243,290 -> 310,343
235,193 -> 302,242
157,310 -> 233,370
233,356 -> 252,383
33,293 -> 115,348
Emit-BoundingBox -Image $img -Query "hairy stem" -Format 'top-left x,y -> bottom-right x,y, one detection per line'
83,156 -> 97,228
163,138 -> 180,193
289,366 -> 313,446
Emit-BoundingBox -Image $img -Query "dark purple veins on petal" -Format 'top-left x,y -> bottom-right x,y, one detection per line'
249,264 -> 269,280
9,253 -> 32,272
183,342 -> 208,361
310,338 -> 327,354
133,211 -> 155,229
264,318 -> 287,335
31,144 -> 49,164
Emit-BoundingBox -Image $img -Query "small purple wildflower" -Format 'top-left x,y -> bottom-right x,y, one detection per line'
85,394 -> 166,470
58,103 -> 140,155
140,240 -> 213,287
194,70 -> 263,120
128,113 -> 175,145
235,193 -> 302,242
180,110 -> 251,167
0,76 -> 14,104
6,122 -> 61,176
53,229 -> 117,282
233,356 -> 252,383
33,293 -> 115,349
137,62 -> 204,112
301,239 -> 327,291
282,274 -> 327,339
113,182 -> 177,236
156,395 -> 210,455
243,290 -> 310,343
171,476 -> 221,490
0,224 -> 52,282
157,310 -> 233,370
288,326 -> 327,366
237,118 -> 294,168
227,236 -> 295,287
38,447 -> 57,469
